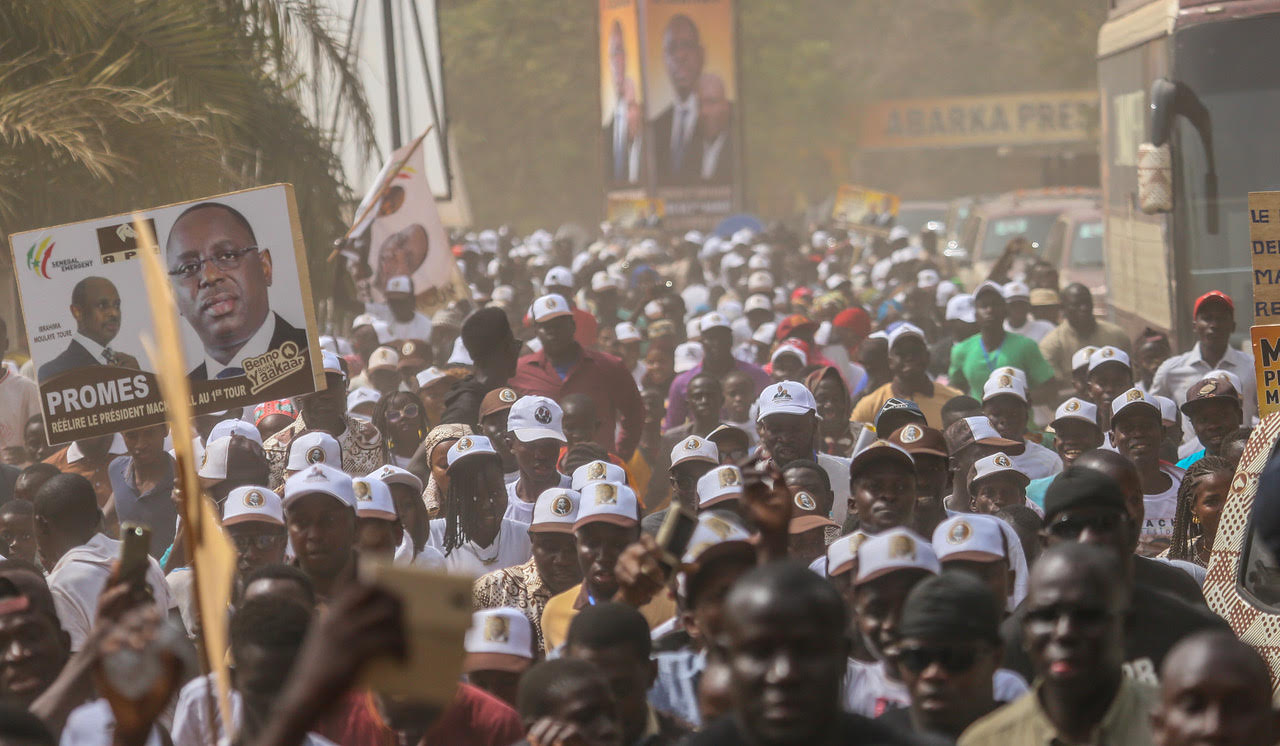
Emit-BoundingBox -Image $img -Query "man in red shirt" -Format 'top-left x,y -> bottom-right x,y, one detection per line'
510,294 -> 644,460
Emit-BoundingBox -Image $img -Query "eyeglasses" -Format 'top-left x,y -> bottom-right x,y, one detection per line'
1047,512 -> 1126,539
894,644 -> 980,675
386,404 -> 420,424
168,246 -> 261,280
230,532 -> 286,551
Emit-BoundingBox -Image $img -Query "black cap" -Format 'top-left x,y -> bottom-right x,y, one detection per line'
1043,466 -> 1127,521
461,307 -> 515,362
900,572 -> 1002,644
875,398 -> 926,435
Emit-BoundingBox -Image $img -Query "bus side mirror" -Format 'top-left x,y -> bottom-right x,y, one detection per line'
1149,78 -> 1177,146
1138,143 -> 1173,214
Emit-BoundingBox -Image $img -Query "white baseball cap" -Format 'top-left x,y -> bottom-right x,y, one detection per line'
352,313 -> 379,329
747,271 -> 774,293
574,482 -> 640,530
674,342 -> 705,374
591,271 -> 621,293
370,464 -> 423,494
748,254 -> 771,271
686,318 -> 702,342
752,322 -> 778,345
463,608 -> 534,673
1111,387 -> 1161,419
321,350 -> 345,377
571,460 -> 626,491
615,322 -> 641,343
989,366 -> 1028,385
1051,398 -> 1100,430
887,323 -> 926,352
982,372 -> 1028,403
744,294 -> 773,313
935,280 -> 958,307
1071,346 -> 1099,372
968,452 -> 1029,490
544,266 -> 574,289
826,273 -> 851,290
197,436 -> 233,480
286,431 -> 342,472
700,312 -> 731,333
352,476 -> 397,521
385,275 -> 413,295
283,463 -> 356,510
531,488 -> 581,533
208,418 -> 262,446
945,294 -> 976,323
1002,281 -> 1030,301
446,434 -> 499,468
670,435 -> 720,469
855,527 -> 940,586
932,514 -> 1007,563
1087,346 -> 1131,373
415,366 -> 450,390
346,388 -> 381,412
643,300 -> 664,320
826,532 -> 870,577
681,511 -> 754,567
530,294 -> 573,323
367,347 -> 400,372
917,269 -> 940,289
507,396 -> 566,443
770,342 -> 807,367
696,465 -> 743,508
221,485 -> 284,527
755,380 -> 818,421
973,281 -> 1004,302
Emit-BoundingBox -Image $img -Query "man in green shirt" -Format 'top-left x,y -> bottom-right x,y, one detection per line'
948,282 -> 1055,401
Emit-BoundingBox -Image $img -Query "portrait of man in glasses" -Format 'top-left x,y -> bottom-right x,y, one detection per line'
165,202 -> 307,380
38,276 -> 142,381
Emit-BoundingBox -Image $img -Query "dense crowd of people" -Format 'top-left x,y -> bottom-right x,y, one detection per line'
0,220 -> 1274,745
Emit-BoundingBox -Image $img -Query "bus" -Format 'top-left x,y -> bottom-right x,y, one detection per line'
1097,0 -> 1280,348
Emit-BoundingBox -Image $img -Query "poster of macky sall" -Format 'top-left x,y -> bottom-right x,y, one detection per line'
8,184 -> 325,444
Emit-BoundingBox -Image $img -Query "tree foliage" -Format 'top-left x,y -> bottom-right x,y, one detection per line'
0,0 -> 375,287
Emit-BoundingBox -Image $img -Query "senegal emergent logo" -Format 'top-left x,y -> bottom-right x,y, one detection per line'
26,236 -> 55,279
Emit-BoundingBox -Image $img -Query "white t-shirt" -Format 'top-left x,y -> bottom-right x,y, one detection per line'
841,658 -> 1028,718
0,368 -> 39,449
47,533 -> 173,651
504,474 -> 571,524
365,302 -> 433,342
1009,440 -> 1063,481
426,517 -> 532,577
392,532 -> 447,571
61,699 -> 164,746
1005,318 -> 1055,343
171,674 -> 336,746
1140,464 -> 1185,553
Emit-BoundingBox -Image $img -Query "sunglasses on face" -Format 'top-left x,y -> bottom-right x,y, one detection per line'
1047,512 -> 1125,539
894,644 -> 980,675
386,404 -> 420,424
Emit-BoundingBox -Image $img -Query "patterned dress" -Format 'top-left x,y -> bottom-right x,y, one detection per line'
472,557 -> 552,655
262,413 -> 383,488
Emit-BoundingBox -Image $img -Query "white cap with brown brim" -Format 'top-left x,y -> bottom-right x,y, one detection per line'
371,464 -> 423,494
282,463 -> 355,510
932,514 -> 1008,563
530,488 -> 580,533
462,608 -> 534,674
670,435 -> 719,469
573,482 -> 639,530
352,476 -> 397,521
285,431 -> 341,472
697,465 -> 743,509
967,452 -> 1030,491
571,460 -> 626,491
221,486 -> 284,527
855,527 -> 940,586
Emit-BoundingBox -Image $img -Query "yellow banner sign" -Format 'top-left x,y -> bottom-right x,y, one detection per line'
859,90 -> 1099,150
1252,325 -> 1280,418
832,184 -> 899,224
1249,191 -> 1280,324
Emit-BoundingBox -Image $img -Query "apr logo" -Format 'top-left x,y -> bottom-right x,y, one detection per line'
26,236 -> 55,279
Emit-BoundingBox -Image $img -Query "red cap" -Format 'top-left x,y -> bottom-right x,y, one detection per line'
832,307 -> 871,338
776,314 -> 818,342
1194,290 -> 1233,316
790,287 -> 813,303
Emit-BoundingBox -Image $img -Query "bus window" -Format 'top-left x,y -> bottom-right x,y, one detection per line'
980,214 -> 1058,259
1071,222 -> 1105,267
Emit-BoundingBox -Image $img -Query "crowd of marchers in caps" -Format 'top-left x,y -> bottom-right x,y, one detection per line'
1,220 -> 1277,746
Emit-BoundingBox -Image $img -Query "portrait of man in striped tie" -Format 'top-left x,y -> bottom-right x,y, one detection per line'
38,276 -> 141,382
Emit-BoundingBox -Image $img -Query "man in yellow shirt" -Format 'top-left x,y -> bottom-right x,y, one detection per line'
541,481 -> 673,650
851,324 -> 961,430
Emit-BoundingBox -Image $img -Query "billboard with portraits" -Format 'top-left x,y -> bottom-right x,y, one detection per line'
600,0 -> 646,190
9,184 -> 324,444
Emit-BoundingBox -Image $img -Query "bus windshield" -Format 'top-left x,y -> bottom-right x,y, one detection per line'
1173,15 -> 1280,336
1072,221 -> 1104,267
980,213 -> 1059,259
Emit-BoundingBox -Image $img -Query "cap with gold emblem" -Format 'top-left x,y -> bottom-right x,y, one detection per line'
982,372 -> 1028,403
826,531 -> 869,578
221,485 -> 284,527
849,440 -> 915,481
574,482 -> 640,530
670,435 -> 720,468
967,452 -> 1030,491
696,465 -> 743,508
1071,346 -> 1099,373
285,431 -> 342,473
371,464 -> 423,494
479,387 -> 521,419
931,514 -> 1007,564
530,488 -> 581,533
529,293 -> 573,323
1087,346 -> 1131,374
1180,374 -> 1242,417
282,463 -> 356,510
352,476 -> 397,521
854,527 -> 940,586
1051,398 -> 1100,432
462,608 -> 535,674
680,511 -> 755,568
570,460 -> 627,491
446,434 -> 499,468
788,487 -> 838,534
1110,386 -> 1162,420
887,424 -> 948,458
397,339 -> 430,369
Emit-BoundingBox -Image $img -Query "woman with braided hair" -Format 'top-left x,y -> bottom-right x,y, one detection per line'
423,434 -> 531,577
372,390 -> 429,469
1166,455 -> 1233,567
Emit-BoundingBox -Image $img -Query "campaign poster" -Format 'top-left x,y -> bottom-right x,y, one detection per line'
9,184 -> 325,444
642,0 -> 739,226
600,0 -> 645,188
832,184 -> 901,225
349,130 -> 468,311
